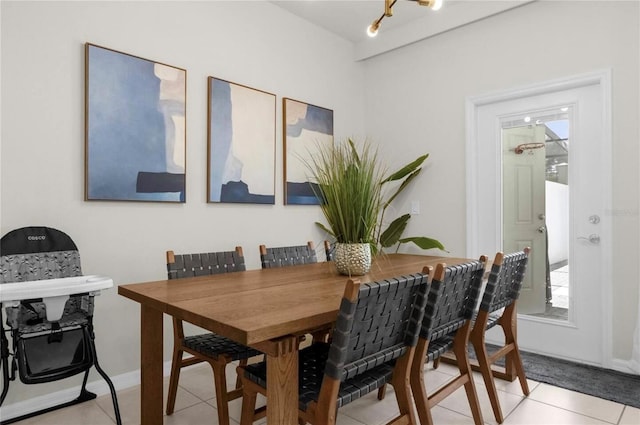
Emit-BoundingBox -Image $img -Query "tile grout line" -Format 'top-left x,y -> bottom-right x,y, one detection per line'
92,398 -> 119,425
522,384 -> 623,425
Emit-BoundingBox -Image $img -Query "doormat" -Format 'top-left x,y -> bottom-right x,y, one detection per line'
488,345 -> 640,409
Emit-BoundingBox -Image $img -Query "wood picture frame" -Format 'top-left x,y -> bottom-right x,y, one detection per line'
85,43 -> 186,202
283,98 -> 334,205
207,77 -> 276,204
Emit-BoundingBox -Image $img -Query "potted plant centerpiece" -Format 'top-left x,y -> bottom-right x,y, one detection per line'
307,138 -> 444,276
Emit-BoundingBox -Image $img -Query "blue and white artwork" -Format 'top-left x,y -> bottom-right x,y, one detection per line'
284,98 -> 334,205
85,44 -> 186,202
208,77 -> 275,204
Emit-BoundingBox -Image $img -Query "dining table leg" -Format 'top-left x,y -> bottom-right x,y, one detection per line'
265,335 -> 299,424
140,304 -> 163,425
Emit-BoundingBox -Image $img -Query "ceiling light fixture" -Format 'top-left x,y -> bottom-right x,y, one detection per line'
367,0 -> 444,37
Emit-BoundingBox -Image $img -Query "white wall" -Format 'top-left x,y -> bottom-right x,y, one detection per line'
0,1 -> 365,404
546,181 -> 569,266
363,1 -> 639,362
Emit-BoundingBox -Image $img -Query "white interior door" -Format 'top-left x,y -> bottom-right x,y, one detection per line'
467,72 -> 611,366
502,126 -> 547,314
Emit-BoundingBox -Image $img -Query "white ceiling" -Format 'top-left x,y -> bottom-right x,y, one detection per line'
271,0 -> 535,60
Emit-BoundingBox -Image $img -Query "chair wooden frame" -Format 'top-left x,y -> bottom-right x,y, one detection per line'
165,247 -> 265,425
410,260 -> 486,425
469,249 -> 531,423
238,271 -> 431,425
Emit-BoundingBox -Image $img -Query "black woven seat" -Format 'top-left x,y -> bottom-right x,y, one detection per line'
485,311 -> 502,330
165,246 -> 264,425
238,272 -> 430,425
259,241 -> 317,269
243,341 -> 395,412
425,336 -> 454,363
183,333 -> 260,361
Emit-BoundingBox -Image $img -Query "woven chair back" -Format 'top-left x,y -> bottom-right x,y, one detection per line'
420,260 -> 485,341
260,243 -> 317,269
167,249 -> 245,280
479,250 -> 529,313
324,274 -> 429,382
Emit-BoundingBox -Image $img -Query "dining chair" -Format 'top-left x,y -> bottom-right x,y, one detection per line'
259,241 -> 317,268
259,241 -> 328,343
468,248 -> 531,423
165,247 -> 264,425
236,271 -> 430,425
390,259 -> 486,425
324,240 -> 334,262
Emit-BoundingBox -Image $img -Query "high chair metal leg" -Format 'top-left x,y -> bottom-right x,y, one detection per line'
0,328 -> 10,406
0,367 -> 95,425
89,324 -> 122,425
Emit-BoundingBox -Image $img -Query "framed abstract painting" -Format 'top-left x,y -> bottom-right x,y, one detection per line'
207,77 -> 276,204
85,43 -> 186,202
283,98 -> 334,205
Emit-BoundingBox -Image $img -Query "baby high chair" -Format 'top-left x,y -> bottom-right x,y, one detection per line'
0,226 -> 121,424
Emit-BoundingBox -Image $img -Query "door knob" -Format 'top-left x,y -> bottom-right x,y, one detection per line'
537,226 -> 546,233
578,234 -> 600,244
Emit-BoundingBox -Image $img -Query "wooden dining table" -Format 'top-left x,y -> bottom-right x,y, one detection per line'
118,253 -> 471,425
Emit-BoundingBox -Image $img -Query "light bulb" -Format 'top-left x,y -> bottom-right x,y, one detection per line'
367,23 -> 379,37
431,0 -> 443,11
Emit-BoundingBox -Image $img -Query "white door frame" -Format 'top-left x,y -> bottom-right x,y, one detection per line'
465,70 -> 612,367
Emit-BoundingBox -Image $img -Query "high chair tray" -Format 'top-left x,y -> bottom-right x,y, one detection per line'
0,275 -> 113,303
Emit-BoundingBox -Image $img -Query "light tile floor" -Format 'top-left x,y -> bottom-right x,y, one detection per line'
7,361 -> 639,425
530,265 -> 570,320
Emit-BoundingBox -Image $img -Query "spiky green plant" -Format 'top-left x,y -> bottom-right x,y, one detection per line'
307,138 -> 445,254
307,139 -> 384,245
376,153 -> 445,253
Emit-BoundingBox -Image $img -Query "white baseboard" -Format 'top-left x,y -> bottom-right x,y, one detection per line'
0,360 -> 173,422
487,334 -> 640,376
611,358 -> 640,375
